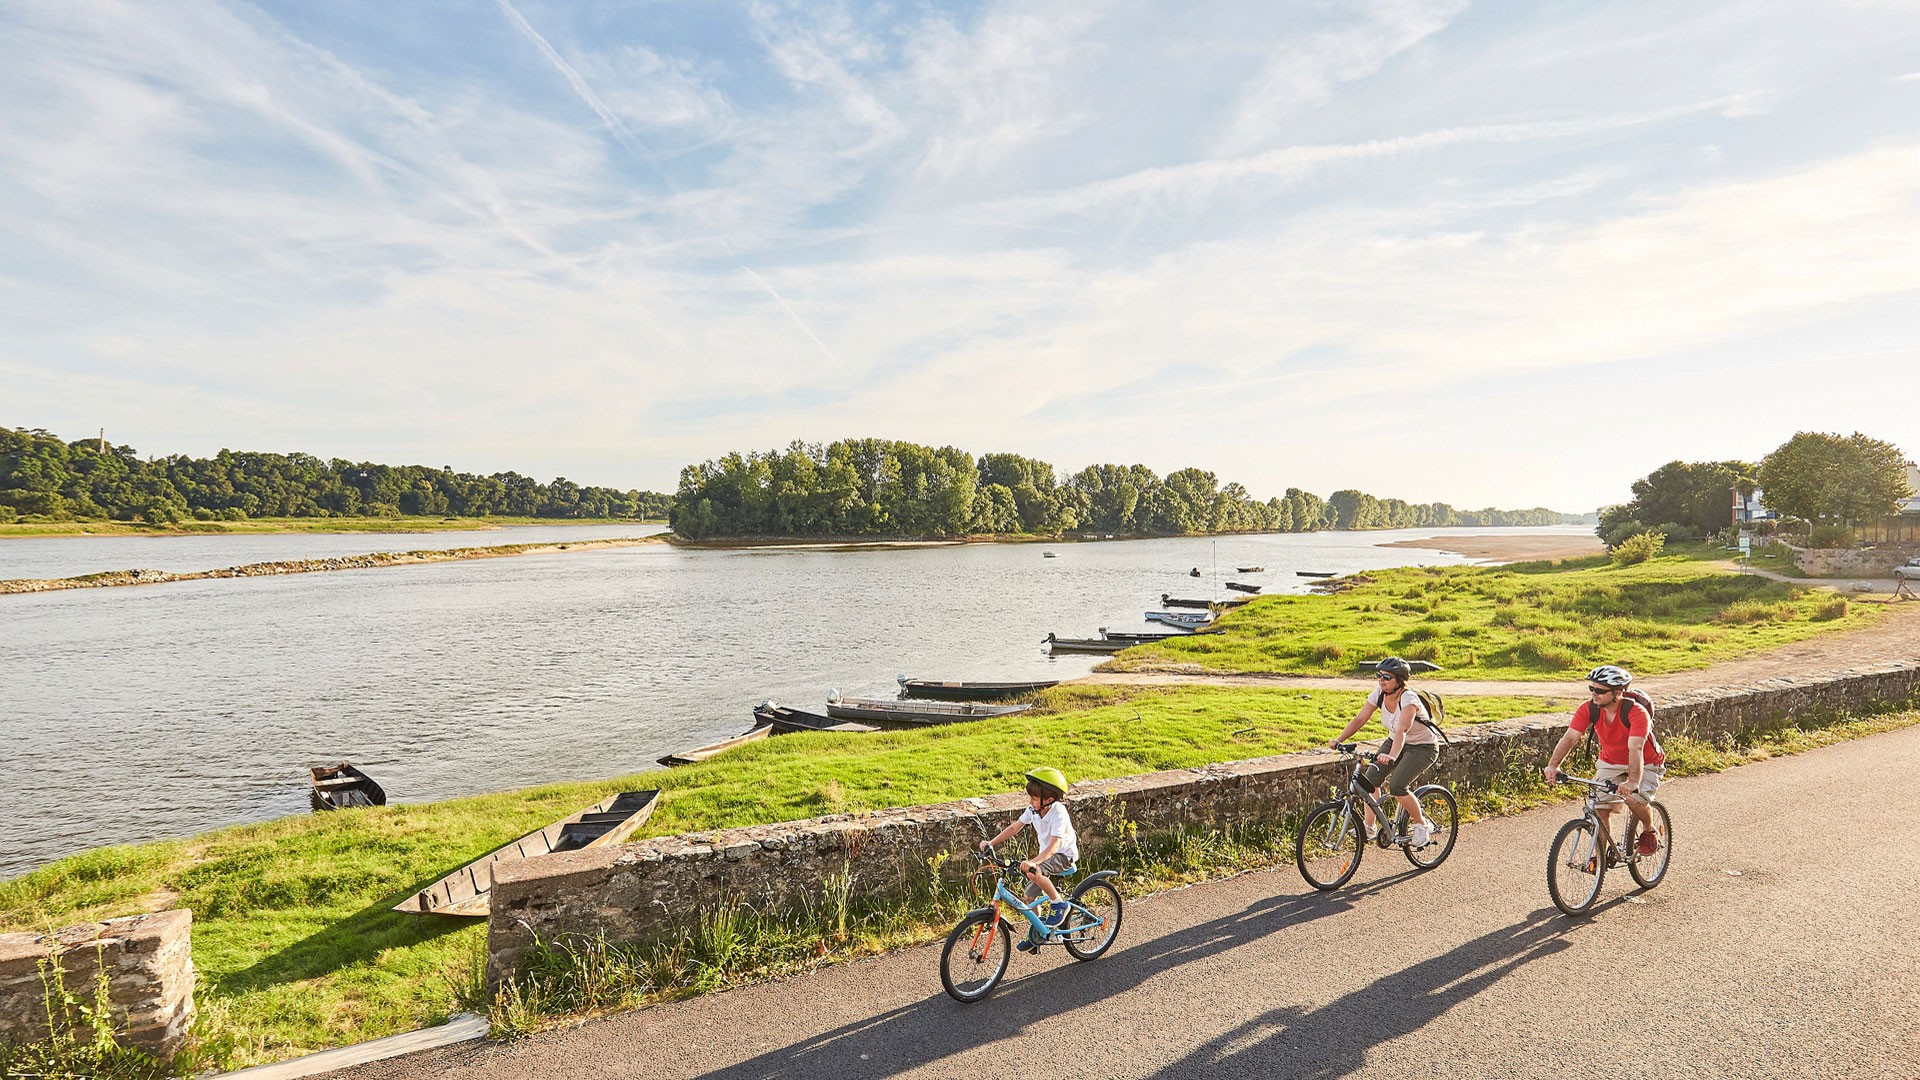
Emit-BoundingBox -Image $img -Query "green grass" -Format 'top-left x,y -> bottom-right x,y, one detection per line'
1108,548 -> 1883,680
0,685 -> 1557,1068
0,516 -> 662,538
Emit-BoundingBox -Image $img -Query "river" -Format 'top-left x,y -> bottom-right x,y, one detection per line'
0,525 -> 1593,878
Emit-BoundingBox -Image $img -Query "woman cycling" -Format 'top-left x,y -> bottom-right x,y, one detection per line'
1327,656 -> 1438,846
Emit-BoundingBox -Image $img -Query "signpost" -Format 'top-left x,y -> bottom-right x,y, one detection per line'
1738,531 -> 1752,573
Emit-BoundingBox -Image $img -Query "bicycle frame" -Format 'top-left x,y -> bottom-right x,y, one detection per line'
1561,777 -> 1651,868
1335,746 -> 1414,845
966,850 -> 1113,947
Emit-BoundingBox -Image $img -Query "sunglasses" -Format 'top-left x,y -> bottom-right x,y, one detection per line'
1588,686 -> 1617,696
1376,673 -> 1397,681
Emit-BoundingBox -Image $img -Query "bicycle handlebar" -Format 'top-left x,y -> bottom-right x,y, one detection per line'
1556,775 -> 1619,794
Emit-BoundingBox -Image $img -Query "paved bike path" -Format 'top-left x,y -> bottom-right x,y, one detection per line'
335,723 -> 1920,1080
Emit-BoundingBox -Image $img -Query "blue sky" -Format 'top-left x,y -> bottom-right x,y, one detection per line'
2,0 -> 1914,510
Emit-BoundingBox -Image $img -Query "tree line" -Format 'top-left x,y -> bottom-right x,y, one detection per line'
670,438 -> 1575,539
1,427 -> 671,524
1598,430 -> 1912,548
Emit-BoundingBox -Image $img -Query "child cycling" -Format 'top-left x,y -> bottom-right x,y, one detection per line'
1326,656 -> 1438,846
1543,664 -> 1665,855
979,767 -> 1078,949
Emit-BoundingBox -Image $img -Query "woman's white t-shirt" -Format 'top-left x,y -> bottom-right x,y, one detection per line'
1020,802 -> 1079,862
1369,687 -> 1436,746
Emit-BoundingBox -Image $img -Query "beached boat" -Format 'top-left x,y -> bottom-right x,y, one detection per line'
1098,629 -> 1184,643
1360,659 -> 1445,674
658,724 -> 772,767
1161,593 -> 1253,610
897,677 -> 1059,701
1236,565 -> 1265,573
751,701 -> 881,734
394,789 -> 659,917
826,696 -> 1034,726
1296,570 -> 1336,578
1145,611 -> 1213,629
1225,581 -> 1262,594
309,762 -> 386,812
1044,633 -> 1131,654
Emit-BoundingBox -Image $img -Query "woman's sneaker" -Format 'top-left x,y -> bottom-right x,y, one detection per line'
1410,822 -> 1433,848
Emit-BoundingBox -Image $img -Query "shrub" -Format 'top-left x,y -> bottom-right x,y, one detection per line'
1713,600 -> 1796,625
1808,524 -> 1854,549
1610,531 -> 1665,565
1812,597 -> 1849,621
1308,642 -> 1344,663
1516,639 -> 1583,671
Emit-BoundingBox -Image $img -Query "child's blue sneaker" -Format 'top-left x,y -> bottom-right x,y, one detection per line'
1015,938 -> 1038,953
1042,905 -> 1068,930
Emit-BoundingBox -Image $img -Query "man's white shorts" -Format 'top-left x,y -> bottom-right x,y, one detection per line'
1594,762 -> 1663,807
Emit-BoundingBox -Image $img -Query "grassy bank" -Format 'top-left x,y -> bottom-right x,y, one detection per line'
1109,548 -> 1880,679
0,686 -> 1558,1068
0,516 -> 664,539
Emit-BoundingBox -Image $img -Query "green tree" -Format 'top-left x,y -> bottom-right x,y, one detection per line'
1757,431 -> 1911,526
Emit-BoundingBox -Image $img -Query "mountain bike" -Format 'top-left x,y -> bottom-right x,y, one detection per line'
1295,742 -> 1459,891
1547,775 -> 1673,916
938,843 -> 1122,1002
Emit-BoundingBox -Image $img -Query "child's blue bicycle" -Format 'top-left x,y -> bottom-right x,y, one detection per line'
938,843 -> 1123,1002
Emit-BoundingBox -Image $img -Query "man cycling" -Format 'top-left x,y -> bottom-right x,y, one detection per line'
1543,664 -> 1665,856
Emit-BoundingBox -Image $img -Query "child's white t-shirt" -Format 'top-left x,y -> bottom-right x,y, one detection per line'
1019,802 -> 1079,862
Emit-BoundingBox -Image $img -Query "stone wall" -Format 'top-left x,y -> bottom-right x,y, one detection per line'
486,663 -> 1920,983
0,910 -> 194,1059
1782,541 -> 1920,579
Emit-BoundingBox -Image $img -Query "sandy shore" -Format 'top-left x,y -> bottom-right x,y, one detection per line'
1376,533 -> 1603,563
0,536 -> 665,595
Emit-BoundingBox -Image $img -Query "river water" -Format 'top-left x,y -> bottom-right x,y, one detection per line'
0,525 -> 1593,878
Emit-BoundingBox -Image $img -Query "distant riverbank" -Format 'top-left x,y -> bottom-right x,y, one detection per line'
0,536 -> 666,595
1376,532 -> 1603,563
0,515 -> 665,539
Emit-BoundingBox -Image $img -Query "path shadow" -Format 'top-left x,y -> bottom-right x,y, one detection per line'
695,863 -> 1439,1080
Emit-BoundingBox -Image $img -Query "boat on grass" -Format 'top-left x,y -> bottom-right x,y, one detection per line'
1099,629 -> 1185,644
394,789 -> 660,917
658,725 -> 772,767
310,762 -> 386,812
752,701 -> 880,734
897,676 -> 1059,700
827,696 -> 1034,726
1146,611 -> 1212,629
1359,658 -> 1445,674
1044,633 -> 1131,654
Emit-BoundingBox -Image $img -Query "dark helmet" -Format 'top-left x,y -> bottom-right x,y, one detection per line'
1375,657 -> 1413,681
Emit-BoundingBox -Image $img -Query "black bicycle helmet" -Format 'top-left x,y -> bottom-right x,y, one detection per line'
1375,656 -> 1412,681
1586,664 -> 1632,688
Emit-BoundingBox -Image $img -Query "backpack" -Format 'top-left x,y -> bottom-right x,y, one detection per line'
1378,687 -> 1450,747
1582,688 -> 1654,761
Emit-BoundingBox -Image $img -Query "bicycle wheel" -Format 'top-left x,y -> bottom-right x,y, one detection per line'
940,911 -> 1011,1002
1626,800 -> 1673,889
1296,801 -> 1364,891
1547,817 -> 1606,916
1400,785 -> 1459,871
1062,878 -> 1123,961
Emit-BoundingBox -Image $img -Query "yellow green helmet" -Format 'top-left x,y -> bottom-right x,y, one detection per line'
1025,767 -> 1068,798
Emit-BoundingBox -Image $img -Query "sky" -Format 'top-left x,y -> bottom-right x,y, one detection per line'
1,0 -> 1915,512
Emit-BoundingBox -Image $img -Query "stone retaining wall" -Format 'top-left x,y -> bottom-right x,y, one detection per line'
1782,542 -> 1920,579
485,663 -> 1920,983
0,910 -> 194,1059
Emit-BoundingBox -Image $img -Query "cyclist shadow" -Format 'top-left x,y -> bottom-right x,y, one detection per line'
1147,908 -> 1583,1078
697,867 -> 1430,1079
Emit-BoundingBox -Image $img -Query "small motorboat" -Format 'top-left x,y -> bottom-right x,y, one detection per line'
752,701 -> 880,734
1146,611 -> 1212,629
658,724 -> 772,767
310,762 -> 386,812
1235,565 -> 1265,573
394,790 -> 660,917
1225,581 -> 1262,594
826,695 -> 1034,726
897,676 -> 1059,701
1044,633 -> 1130,654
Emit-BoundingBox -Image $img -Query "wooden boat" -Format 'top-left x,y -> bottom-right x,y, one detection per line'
1225,581 -> 1262,594
1360,659 -> 1445,674
1161,593 -> 1253,610
394,790 -> 659,917
1042,551 -> 1058,558
1099,629 -> 1184,643
751,701 -> 880,734
1146,611 -> 1212,629
658,724 -> 772,767
826,696 -> 1034,726
1236,565 -> 1265,573
1296,570 -> 1337,578
1044,633 -> 1131,654
897,676 -> 1059,701
310,762 -> 386,812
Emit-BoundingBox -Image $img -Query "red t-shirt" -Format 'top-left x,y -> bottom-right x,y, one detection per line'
1568,700 -> 1664,767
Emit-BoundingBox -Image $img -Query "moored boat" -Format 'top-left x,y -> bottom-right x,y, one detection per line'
751,701 -> 881,734
1044,633 -> 1131,654
1235,565 -> 1265,573
658,724 -> 772,767
394,789 -> 660,917
1098,629 -> 1184,643
310,762 -> 386,812
897,676 -> 1059,701
826,696 -> 1034,726
1296,570 -> 1336,578
1359,658 -> 1445,674
1225,581 -> 1262,593
1161,593 -> 1253,610
1145,610 -> 1212,629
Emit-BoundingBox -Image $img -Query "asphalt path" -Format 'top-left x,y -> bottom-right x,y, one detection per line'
338,724 -> 1920,1080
